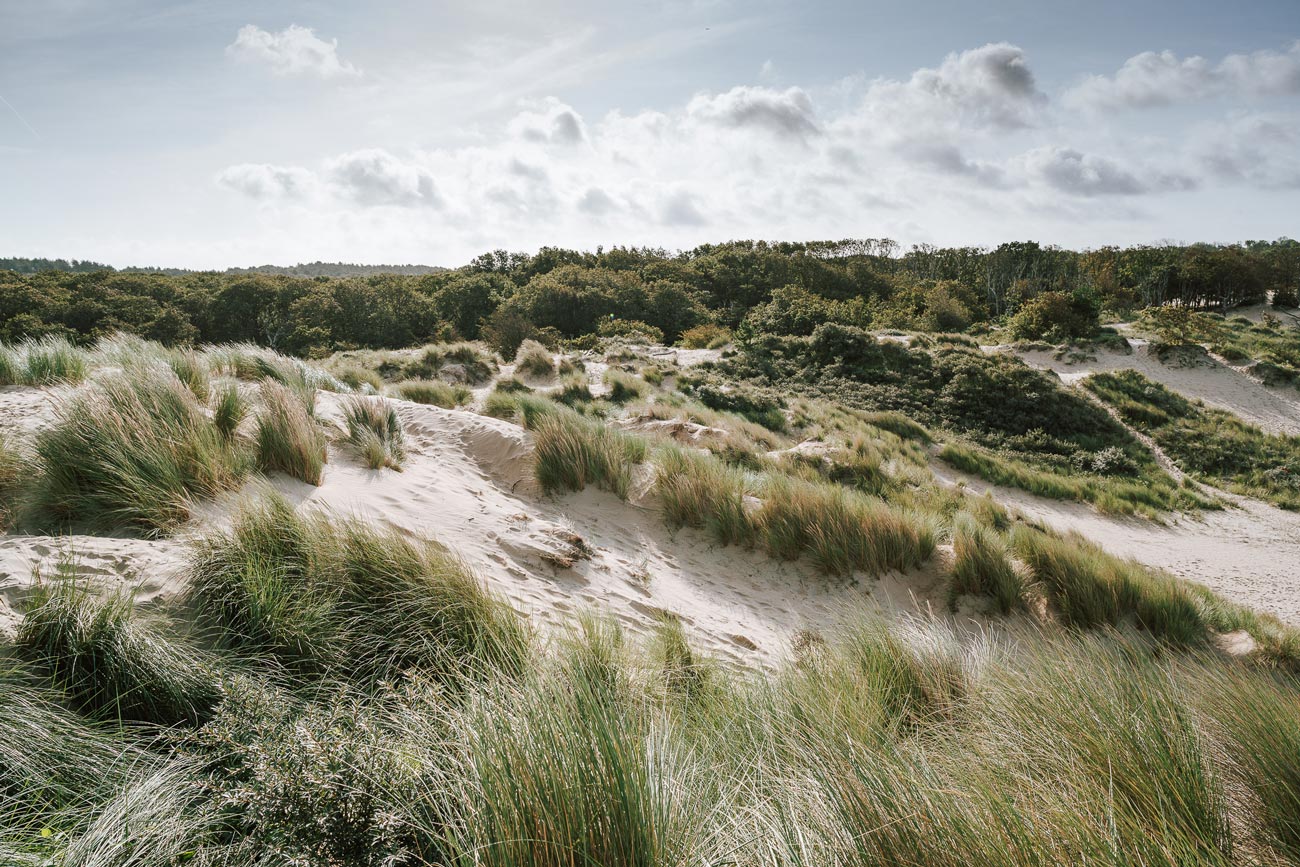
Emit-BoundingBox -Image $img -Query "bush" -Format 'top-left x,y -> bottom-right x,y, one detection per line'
598,318 -> 664,344
532,410 -> 648,499
29,368 -> 250,533
17,581 -> 220,725
1008,290 -> 1100,342
395,379 -> 472,407
679,323 -> 731,349
343,395 -> 406,470
255,381 -> 327,485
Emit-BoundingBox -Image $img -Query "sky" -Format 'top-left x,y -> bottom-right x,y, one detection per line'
1,0 -> 1298,269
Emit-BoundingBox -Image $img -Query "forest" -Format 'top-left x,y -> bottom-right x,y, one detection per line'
2,239 -> 1297,357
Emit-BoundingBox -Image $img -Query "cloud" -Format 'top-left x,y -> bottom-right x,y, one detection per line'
227,24 -> 359,79
889,42 -> 1046,130
659,190 -> 707,226
326,149 -> 440,207
215,163 -> 317,200
1196,114 -> 1300,188
687,85 -> 819,140
577,187 -> 618,216
508,97 -> 587,146
1017,146 -> 1197,196
1066,41 -> 1300,110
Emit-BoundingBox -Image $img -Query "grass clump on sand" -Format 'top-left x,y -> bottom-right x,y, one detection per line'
15,335 -> 89,386
255,380 -> 326,485
1087,369 -> 1300,509
948,512 -> 1024,613
512,339 -> 556,379
395,379 -> 471,407
342,395 -> 405,470
603,368 -> 647,403
212,383 -> 249,440
28,368 -> 250,534
17,579 -> 220,725
186,493 -> 527,684
655,445 -> 754,545
532,409 -> 648,499
755,476 -> 934,576
0,434 -> 23,529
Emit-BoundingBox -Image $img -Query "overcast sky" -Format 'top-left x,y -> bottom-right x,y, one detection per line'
1,0 -> 1298,268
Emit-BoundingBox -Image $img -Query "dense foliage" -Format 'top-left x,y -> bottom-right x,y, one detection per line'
3,238 -> 1296,355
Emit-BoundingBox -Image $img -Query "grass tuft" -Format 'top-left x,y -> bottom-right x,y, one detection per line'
342,395 -> 405,470
255,381 -> 326,485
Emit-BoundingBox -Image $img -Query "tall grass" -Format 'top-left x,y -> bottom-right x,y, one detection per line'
513,339 -> 555,379
186,494 -> 527,684
0,433 -> 22,529
395,379 -> 471,407
603,368 -> 647,403
255,380 -> 326,485
342,395 -> 405,470
18,336 -> 89,386
28,368 -> 250,533
655,445 -> 754,545
212,383 -> 248,440
532,409 -> 648,499
948,512 -> 1024,613
17,580 -> 219,725
754,476 -> 934,576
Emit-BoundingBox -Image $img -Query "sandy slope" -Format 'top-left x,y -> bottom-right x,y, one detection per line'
1009,339 -> 1300,436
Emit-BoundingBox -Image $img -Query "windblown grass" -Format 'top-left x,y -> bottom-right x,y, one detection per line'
212,383 -> 248,440
395,379 -> 471,407
948,512 -> 1024,613
17,336 -> 89,386
28,368 -> 250,533
512,339 -> 555,379
342,395 -> 405,470
532,409 -> 648,499
255,380 -> 326,485
603,368 -> 647,403
186,493 -> 527,684
655,445 -> 754,545
754,476 -> 934,576
17,580 -> 219,725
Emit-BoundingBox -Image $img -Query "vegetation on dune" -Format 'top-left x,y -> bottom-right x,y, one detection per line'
394,378 -> 472,407
26,367 -> 251,533
512,338 -> 555,379
342,395 -> 406,471
254,380 -> 327,485
17,579 -> 220,725
1086,369 -> 1300,508
185,494 -> 527,684
948,512 -> 1024,613
531,408 -> 648,499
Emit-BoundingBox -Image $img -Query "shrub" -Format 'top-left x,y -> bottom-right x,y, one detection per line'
1008,290 -> 1100,342
513,339 -> 556,379
598,318 -> 665,344
692,383 -> 786,432
532,410 -> 648,499
948,513 -> 1023,613
17,581 -> 220,725
255,380 -> 327,485
679,323 -> 731,349
395,379 -> 472,407
29,369 -> 250,533
343,396 -> 405,470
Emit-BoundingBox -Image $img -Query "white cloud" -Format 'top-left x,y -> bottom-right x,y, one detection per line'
215,163 -> 317,200
1066,41 -> 1300,110
325,149 -> 440,207
227,24 -> 359,79
686,85 -> 818,140
1016,146 -> 1197,196
1196,113 -> 1300,188
508,97 -> 588,146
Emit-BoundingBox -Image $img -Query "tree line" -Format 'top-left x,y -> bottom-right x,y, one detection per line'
1,238 -> 1296,355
